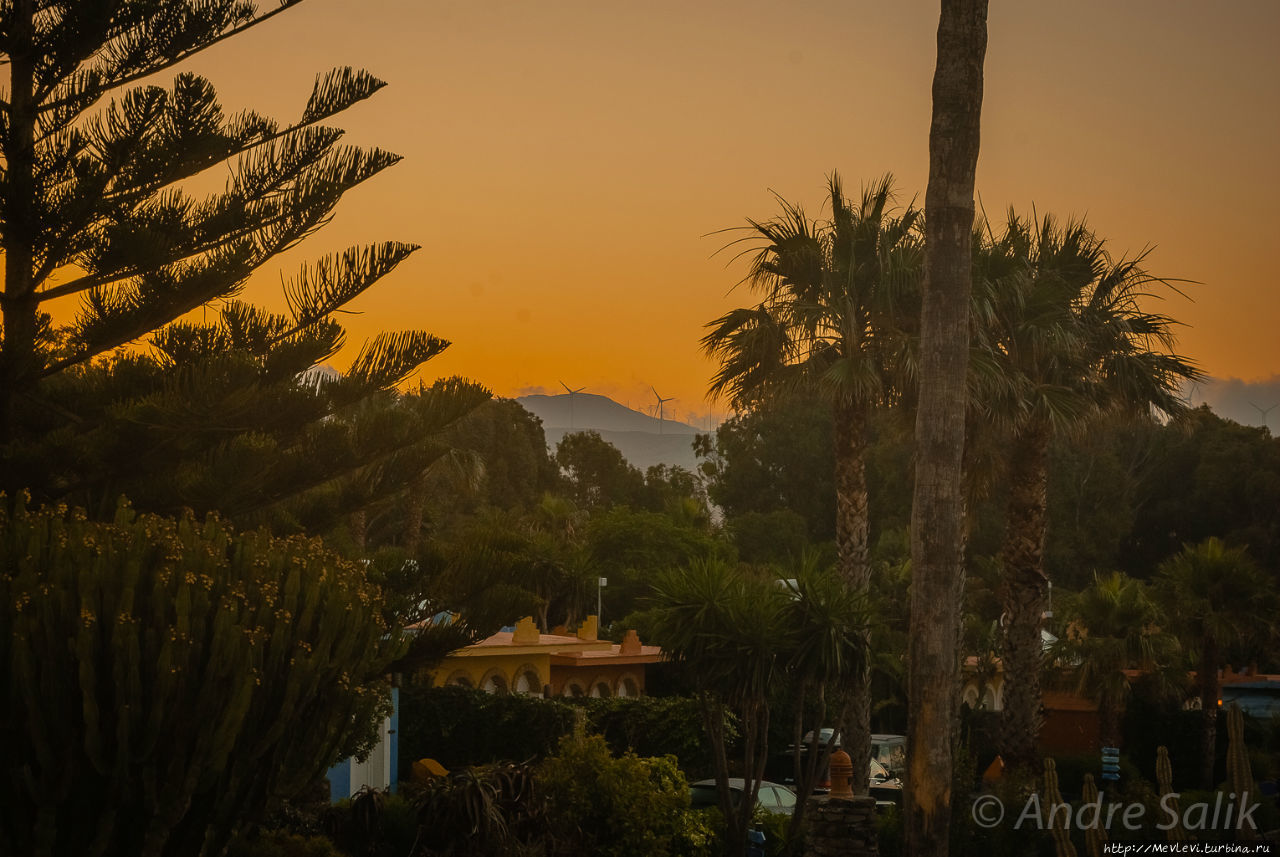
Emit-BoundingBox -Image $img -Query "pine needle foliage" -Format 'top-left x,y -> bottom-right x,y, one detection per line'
0,1 -> 466,520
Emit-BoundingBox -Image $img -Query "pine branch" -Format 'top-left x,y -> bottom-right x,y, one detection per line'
37,129 -> 400,305
279,242 -> 419,340
219,380 -> 492,519
301,67 -> 386,124
346,331 -> 451,391
35,1 -> 304,114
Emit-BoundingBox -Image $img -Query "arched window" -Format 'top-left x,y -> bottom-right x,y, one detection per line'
479,669 -> 509,695
513,665 -> 543,697
589,677 -> 612,698
562,680 -> 587,699
616,675 -> 640,698
445,670 -> 474,689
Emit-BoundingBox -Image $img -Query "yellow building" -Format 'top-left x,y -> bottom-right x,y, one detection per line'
429,616 -> 662,698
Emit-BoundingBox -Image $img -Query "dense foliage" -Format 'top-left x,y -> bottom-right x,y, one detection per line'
0,500 -> 401,857
397,684 -> 717,778
537,734 -> 709,857
0,0 -> 475,530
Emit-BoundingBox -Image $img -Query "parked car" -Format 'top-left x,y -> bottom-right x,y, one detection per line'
871,734 -> 907,779
867,758 -> 903,808
689,778 -> 798,816
765,731 -> 904,810
794,730 -> 906,776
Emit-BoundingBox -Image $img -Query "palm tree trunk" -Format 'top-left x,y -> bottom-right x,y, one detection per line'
999,418 -> 1051,776
1098,694 -> 1122,753
833,397 -> 872,793
1199,636 -> 1219,789
402,470 -> 430,554
906,2 -> 987,854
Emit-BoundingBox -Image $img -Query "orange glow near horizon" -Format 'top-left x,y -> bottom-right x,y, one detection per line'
135,0 -> 1278,423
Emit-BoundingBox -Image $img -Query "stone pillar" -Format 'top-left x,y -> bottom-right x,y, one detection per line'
803,795 -> 879,857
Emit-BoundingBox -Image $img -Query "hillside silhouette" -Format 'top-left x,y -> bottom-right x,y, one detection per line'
517,393 -> 705,471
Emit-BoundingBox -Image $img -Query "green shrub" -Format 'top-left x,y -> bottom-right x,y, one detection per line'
379,794 -> 420,857
750,805 -> 793,857
398,685 -> 730,779
226,831 -> 344,857
536,733 -> 694,857
413,763 -> 545,856
875,804 -> 902,857
324,792 -> 420,857
581,695 -> 719,777
397,684 -> 575,773
676,808 -> 723,857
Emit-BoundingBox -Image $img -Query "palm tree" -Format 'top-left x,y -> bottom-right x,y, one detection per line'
1155,538 -> 1278,788
703,173 -> 922,790
647,559 -> 793,857
1053,572 -> 1178,750
974,212 -> 1202,774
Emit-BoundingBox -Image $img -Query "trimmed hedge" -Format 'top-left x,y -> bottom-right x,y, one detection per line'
397,685 -> 723,778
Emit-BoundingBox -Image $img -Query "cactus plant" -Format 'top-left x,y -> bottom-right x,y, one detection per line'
1156,746 -> 1188,842
0,499 -> 403,857
1044,758 -> 1079,857
1081,774 -> 1107,857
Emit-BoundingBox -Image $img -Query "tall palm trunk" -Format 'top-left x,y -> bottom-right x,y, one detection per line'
999,418 -> 1051,775
906,1 -> 987,854
402,470 -> 430,554
1098,693 -> 1122,753
833,397 -> 872,793
1199,636 -> 1219,789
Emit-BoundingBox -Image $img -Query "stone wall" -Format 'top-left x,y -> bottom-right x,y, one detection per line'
803,795 -> 879,857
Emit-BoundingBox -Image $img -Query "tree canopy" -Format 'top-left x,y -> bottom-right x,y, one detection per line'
0,0 -> 467,527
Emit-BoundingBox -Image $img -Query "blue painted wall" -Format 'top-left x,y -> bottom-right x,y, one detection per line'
327,758 -> 351,803
326,688 -> 399,802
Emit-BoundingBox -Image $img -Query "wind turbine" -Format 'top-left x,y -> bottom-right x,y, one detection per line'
1249,401 -> 1278,432
651,387 -> 675,434
560,381 -> 585,430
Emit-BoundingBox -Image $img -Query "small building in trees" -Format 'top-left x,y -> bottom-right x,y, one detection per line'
429,616 -> 662,699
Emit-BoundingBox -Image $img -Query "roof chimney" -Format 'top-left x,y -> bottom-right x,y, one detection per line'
620,629 -> 642,655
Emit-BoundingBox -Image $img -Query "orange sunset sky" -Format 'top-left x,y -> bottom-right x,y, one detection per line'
178,0 -> 1278,427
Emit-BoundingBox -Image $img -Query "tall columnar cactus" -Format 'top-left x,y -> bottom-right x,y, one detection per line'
1156,746 -> 1188,842
1081,774 -> 1108,857
1225,703 -> 1257,841
1044,758 -> 1079,857
0,499 -> 403,857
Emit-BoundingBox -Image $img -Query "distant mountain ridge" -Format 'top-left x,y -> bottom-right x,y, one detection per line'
516,392 -> 704,472
517,393 -> 700,435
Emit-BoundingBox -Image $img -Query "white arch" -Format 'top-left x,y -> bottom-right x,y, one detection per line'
479,668 -> 509,695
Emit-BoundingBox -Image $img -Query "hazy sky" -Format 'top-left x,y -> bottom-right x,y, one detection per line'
183,0 -> 1279,427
